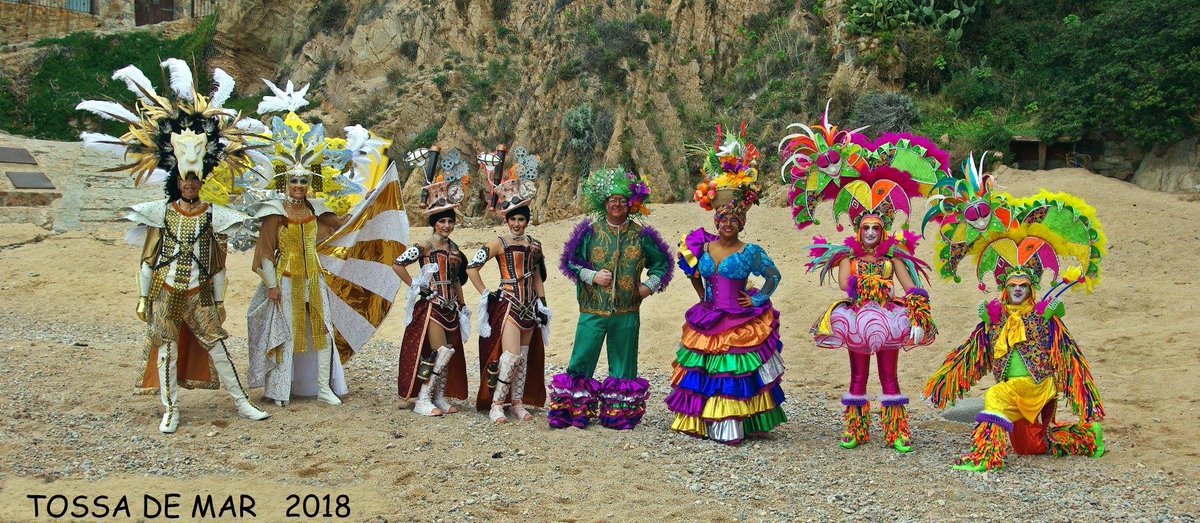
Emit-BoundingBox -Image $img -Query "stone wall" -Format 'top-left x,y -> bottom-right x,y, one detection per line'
0,0 -> 134,46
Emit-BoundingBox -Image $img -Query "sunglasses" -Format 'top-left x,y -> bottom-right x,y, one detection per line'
288,177 -> 310,186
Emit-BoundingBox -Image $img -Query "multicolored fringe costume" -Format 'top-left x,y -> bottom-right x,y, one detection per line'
553,167 -> 672,430
924,154 -> 1107,472
780,102 -> 948,452
666,129 -> 787,445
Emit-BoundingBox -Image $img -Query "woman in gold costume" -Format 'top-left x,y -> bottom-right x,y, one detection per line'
247,164 -> 348,406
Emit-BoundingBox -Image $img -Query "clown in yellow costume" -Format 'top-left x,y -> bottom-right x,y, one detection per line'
924,155 -> 1107,472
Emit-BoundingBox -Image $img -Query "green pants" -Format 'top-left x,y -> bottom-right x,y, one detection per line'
567,312 -> 641,379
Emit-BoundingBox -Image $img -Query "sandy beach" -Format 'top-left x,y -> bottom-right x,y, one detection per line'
1,137 -> 1198,521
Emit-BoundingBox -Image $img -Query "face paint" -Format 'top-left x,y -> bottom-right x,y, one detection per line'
859,220 -> 883,247
1006,281 -> 1031,304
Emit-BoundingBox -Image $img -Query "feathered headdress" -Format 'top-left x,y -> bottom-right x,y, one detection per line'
778,100 -> 869,229
925,153 -> 1018,282
970,190 -> 1105,298
247,80 -> 389,215
77,59 -> 260,188
691,123 -> 762,221
582,166 -> 652,217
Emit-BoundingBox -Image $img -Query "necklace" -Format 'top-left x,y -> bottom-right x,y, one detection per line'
508,232 -> 527,242
285,196 -> 305,205
179,196 -> 200,204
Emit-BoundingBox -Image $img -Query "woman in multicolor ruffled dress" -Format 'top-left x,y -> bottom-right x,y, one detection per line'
665,130 -> 787,445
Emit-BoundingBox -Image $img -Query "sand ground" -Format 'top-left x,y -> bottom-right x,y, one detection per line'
0,135 -> 1198,521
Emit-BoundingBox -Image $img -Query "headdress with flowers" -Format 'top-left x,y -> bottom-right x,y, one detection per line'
690,123 -> 762,220
582,166 -> 652,218
240,79 -> 387,216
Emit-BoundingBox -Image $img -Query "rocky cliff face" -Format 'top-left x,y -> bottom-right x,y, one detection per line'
212,0 -> 830,219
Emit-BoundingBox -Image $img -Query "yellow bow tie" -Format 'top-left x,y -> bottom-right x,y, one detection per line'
994,303 -> 1033,359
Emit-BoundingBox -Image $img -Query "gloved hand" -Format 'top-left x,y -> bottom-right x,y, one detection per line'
136,296 -> 151,323
909,325 -> 925,345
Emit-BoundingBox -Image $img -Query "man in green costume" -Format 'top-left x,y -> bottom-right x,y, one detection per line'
551,167 -> 673,430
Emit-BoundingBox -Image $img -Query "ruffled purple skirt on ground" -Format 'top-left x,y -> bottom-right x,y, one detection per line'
547,373 -> 600,429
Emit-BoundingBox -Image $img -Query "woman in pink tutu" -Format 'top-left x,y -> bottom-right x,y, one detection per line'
779,105 -> 948,452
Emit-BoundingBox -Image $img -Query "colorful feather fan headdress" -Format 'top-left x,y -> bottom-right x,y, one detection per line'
971,193 -> 1105,298
925,153 -> 1019,282
77,59 -> 260,187
778,100 -> 869,229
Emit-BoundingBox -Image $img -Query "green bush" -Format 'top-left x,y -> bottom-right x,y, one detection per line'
942,68 -> 1001,114
410,122 -> 442,149
1037,0 -> 1200,146
850,92 -> 921,135
0,16 -> 217,140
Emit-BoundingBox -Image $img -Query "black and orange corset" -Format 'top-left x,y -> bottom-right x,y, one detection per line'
422,242 -> 467,311
495,237 -> 545,306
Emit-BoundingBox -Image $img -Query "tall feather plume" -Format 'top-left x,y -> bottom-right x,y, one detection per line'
256,79 -> 310,114
160,58 -> 196,100
75,100 -> 139,123
80,132 -> 129,159
111,66 -> 157,104
209,68 -> 235,108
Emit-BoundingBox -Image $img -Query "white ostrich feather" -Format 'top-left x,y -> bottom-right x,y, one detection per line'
75,100 -> 139,123
111,65 -> 157,104
210,68 -> 235,108
256,79 -> 310,114
160,58 -> 196,100
235,117 -> 270,135
146,168 -> 169,185
79,132 -> 128,159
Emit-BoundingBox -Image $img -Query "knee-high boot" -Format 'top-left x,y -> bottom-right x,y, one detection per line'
430,346 -> 458,414
954,411 -> 1012,472
157,342 -> 180,433
316,348 -> 341,405
509,346 -> 533,421
489,352 -> 519,424
209,341 -> 270,421
840,393 -> 871,449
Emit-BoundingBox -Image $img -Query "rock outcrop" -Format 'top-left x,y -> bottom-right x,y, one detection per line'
1131,137 -> 1200,193
213,0 -> 828,218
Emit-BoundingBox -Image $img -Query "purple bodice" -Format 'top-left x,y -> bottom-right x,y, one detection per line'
710,275 -> 748,310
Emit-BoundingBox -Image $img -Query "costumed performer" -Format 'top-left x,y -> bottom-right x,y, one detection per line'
78,59 -> 270,433
780,102 -> 949,452
924,156 -> 1107,471
242,80 -> 408,408
394,146 -> 472,416
466,145 -> 549,424
552,166 -> 673,430
665,127 -> 786,445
